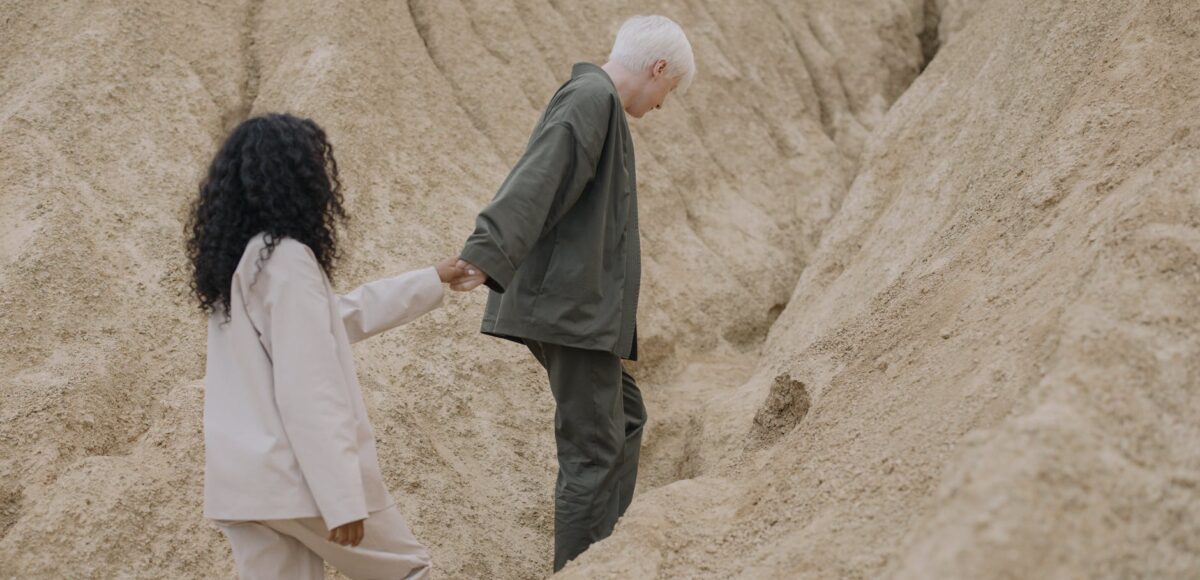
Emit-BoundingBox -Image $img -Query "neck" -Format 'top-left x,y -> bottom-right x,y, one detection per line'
601,61 -> 637,115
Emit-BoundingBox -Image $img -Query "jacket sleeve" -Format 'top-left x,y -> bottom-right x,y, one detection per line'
460,116 -> 605,293
248,240 -> 368,530
337,266 -> 444,344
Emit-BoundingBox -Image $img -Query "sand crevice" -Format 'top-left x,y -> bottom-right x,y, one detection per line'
225,0 -> 263,131
919,0 -> 943,70
404,0 -> 502,154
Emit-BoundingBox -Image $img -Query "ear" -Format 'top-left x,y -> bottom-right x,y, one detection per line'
652,59 -> 669,78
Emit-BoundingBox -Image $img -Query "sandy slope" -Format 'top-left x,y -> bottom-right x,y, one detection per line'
564,0 -> 1200,577
1,0 -> 1196,578
0,0 -> 925,576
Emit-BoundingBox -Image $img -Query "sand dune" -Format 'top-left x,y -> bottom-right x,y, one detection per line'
1,0 -> 1196,578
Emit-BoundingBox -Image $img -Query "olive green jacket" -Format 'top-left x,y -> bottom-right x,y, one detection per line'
460,62 -> 640,360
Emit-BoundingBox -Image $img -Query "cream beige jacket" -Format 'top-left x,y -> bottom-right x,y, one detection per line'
203,234 -> 443,530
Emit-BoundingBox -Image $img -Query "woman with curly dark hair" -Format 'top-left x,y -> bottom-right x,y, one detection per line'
187,113 -> 464,579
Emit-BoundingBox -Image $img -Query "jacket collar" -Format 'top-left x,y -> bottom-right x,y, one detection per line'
572,62 -> 616,90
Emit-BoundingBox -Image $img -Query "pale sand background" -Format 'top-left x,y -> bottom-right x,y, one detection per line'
0,0 -> 1197,578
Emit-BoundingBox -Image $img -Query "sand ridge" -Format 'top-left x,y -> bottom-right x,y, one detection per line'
1,0 -> 1197,578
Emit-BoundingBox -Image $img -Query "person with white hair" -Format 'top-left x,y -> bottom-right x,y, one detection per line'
451,14 -> 695,571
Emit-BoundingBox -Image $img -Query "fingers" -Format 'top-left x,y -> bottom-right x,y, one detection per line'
437,256 -> 466,281
456,259 -> 480,277
445,274 -> 473,288
449,277 -> 485,292
440,265 -> 468,283
327,522 -> 366,547
441,258 -> 486,291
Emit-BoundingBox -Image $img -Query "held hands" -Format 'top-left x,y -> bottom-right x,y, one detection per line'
450,259 -> 487,291
328,519 -> 364,547
435,257 -> 488,291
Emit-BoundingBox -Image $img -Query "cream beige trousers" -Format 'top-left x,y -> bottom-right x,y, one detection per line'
216,506 -> 432,579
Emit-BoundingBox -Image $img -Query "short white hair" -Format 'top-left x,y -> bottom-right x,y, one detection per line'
609,15 -> 696,93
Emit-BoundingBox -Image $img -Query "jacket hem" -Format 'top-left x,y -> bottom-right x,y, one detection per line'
480,322 -> 632,359
203,496 -> 395,524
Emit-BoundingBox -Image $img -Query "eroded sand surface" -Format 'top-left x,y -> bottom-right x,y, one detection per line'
1,1 -> 1197,578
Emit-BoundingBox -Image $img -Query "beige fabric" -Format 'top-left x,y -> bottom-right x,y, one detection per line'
204,234 -> 444,530
217,506 -> 432,580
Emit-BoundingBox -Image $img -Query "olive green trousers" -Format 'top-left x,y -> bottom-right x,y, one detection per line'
525,339 -> 647,572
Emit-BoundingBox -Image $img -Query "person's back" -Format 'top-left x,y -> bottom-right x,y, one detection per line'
187,113 -> 468,579
204,234 -> 413,523
462,62 -> 641,358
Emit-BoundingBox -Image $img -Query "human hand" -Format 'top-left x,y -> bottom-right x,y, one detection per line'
327,519 -> 365,547
435,257 -> 467,284
450,259 -> 488,291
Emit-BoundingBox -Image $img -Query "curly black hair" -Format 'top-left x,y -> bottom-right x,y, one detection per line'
186,113 -> 348,317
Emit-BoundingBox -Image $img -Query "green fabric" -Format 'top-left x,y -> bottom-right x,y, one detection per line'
524,339 -> 646,572
460,62 -> 640,359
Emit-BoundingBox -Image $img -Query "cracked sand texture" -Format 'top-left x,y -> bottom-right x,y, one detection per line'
1,0 -> 1196,578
